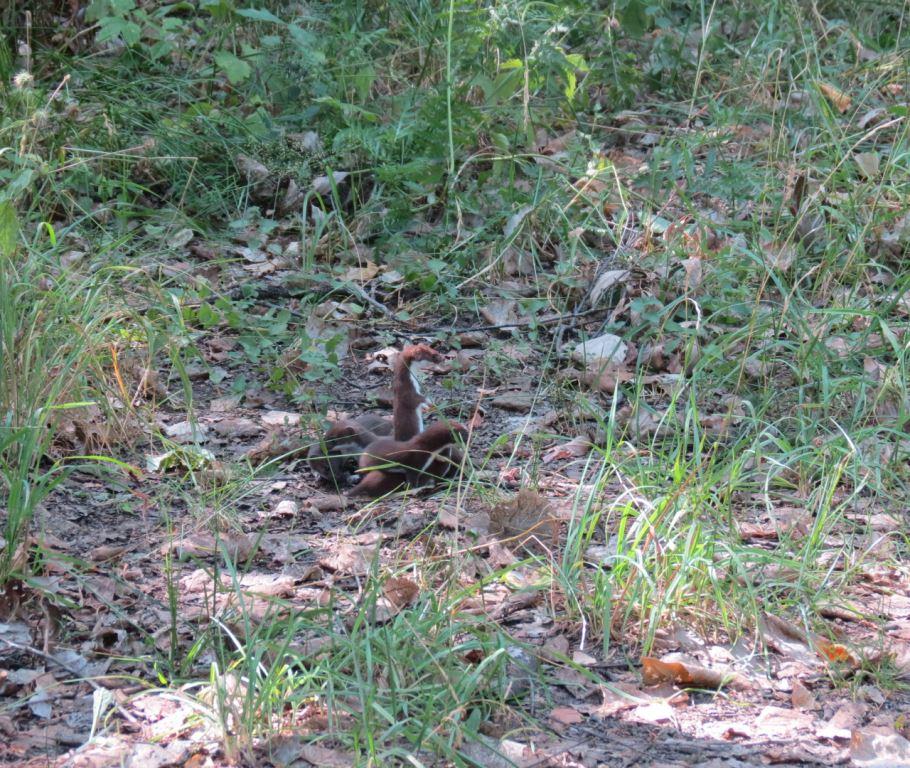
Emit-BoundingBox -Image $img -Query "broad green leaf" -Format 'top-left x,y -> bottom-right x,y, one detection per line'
214,50 -> 252,84
235,7 -> 283,22
619,0 -> 650,37
0,168 -> 34,202
120,20 -> 141,45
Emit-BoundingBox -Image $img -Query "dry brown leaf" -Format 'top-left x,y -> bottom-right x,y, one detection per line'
480,298 -> 520,327
550,706 -> 584,727
589,684 -> 643,718
641,655 -> 750,691
383,576 -> 419,610
489,489 -> 558,553
791,679 -> 817,710
344,260 -> 381,283
818,81 -> 852,113
541,433 -> 593,464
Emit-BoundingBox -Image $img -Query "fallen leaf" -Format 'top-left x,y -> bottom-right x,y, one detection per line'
791,680 -> 817,710
480,298 -> 519,327
383,576 -> 419,610
855,152 -> 881,179
641,655 -> 750,691
344,260 -> 381,283
541,433 -> 593,464
818,81 -> 851,113
550,706 -> 583,727
572,333 -> 628,368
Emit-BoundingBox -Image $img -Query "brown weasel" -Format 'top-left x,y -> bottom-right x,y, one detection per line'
349,422 -> 468,497
392,344 -> 444,442
310,343 -> 442,486
308,413 -> 392,484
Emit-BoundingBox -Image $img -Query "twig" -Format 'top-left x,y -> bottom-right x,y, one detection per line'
448,306 -> 607,335
0,637 -> 140,726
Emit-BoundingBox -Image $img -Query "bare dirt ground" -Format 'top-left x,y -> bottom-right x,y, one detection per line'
3,328 -> 910,768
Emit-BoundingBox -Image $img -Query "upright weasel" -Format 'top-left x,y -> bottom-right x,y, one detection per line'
392,344 -> 444,441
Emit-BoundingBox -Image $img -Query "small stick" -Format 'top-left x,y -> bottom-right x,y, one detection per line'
0,637 -> 140,726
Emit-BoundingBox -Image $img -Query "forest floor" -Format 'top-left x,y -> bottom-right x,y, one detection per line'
2,2 -> 910,767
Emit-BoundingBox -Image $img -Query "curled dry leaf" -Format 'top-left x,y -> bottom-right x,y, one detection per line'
589,269 -> 630,306
344,260 -> 381,283
489,489 -> 558,553
550,706 -> 584,727
818,81 -> 851,113
541,433 -> 593,464
383,576 -> 419,610
641,655 -> 751,691
480,298 -> 520,327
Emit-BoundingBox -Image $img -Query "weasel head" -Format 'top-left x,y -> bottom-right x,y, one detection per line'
401,344 -> 444,365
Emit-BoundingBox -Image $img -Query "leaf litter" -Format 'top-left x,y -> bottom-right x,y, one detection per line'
6,25 -> 910,768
